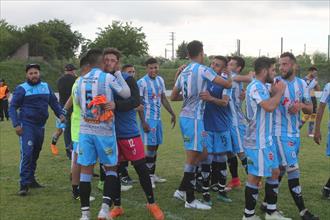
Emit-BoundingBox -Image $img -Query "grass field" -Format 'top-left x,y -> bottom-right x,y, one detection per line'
0,102 -> 329,220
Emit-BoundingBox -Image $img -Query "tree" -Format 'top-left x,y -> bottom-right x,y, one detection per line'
313,51 -> 327,64
0,20 -> 23,60
92,21 -> 148,57
176,41 -> 188,59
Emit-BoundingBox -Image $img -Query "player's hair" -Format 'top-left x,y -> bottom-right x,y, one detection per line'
280,52 -> 296,63
79,54 -> 89,68
86,49 -> 103,65
187,40 -> 203,58
308,66 -> 318,72
103,47 -> 121,60
213,56 -> 228,66
254,56 -> 275,74
231,56 -> 245,72
122,64 -> 134,71
145,57 -> 158,66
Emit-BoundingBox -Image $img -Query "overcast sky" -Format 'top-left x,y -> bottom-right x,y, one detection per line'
1,0 -> 329,57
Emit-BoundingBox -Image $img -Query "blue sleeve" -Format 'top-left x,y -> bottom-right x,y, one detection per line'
9,86 -> 25,127
48,84 -> 63,118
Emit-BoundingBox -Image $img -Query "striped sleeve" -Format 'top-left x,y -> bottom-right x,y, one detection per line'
251,83 -> 269,104
201,66 -> 217,82
301,79 -> 311,103
174,74 -> 182,91
320,83 -> 330,104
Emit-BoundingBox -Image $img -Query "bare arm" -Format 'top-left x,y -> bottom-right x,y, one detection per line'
64,97 -> 73,111
233,71 -> 254,83
212,75 -> 232,89
200,91 -> 230,107
301,102 -> 313,114
171,86 -> 183,101
314,102 -> 326,145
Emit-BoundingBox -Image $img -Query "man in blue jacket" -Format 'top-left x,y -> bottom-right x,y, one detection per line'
9,64 -> 65,196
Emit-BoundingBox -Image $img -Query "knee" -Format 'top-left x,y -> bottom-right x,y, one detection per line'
287,169 -> 300,180
271,168 -> 280,179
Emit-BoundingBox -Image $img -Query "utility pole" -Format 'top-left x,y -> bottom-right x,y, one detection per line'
169,32 -> 175,60
259,49 -> 261,57
304,43 -> 306,56
281,37 -> 283,55
328,35 -> 330,61
237,39 -> 241,56
165,48 -> 167,59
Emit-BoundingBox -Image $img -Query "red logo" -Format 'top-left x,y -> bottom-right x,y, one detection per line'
269,152 -> 274,161
288,141 -> 294,147
282,97 -> 289,105
201,131 -> 208,137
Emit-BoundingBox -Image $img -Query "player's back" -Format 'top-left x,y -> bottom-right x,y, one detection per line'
176,62 -> 216,120
76,68 -> 116,136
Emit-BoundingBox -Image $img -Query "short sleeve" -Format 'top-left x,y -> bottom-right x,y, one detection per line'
201,67 -> 217,82
159,76 -> 166,92
137,79 -> 145,97
251,83 -> 270,104
223,88 -> 232,97
174,74 -> 182,91
320,83 -> 330,104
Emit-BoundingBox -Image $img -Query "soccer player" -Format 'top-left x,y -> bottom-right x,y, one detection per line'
9,64 -> 65,196
226,56 -> 253,190
101,48 -> 164,220
137,58 -> 176,188
300,67 -> 320,137
266,52 -> 318,220
200,56 -> 233,205
243,57 -> 290,220
62,55 -> 91,200
0,79 -> 10,121
75,49 -> 130,220
314,82 -> 330,199
171,40 -> 232,210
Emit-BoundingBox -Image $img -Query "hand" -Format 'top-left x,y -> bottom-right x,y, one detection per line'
272,80 -> 286,95
15,126 -> 23,136
103,101 -> 116,111
142,121 -> 151,133
135,104 -> 144,112
248,71 -> 255,78
288,102 -> 301,115
175,64 -> 187,79
239,89 -> 246,101
314,130 -> 321,145
114,61 -> 121,72
199,91 -> 214,102
170,114 -> 176,129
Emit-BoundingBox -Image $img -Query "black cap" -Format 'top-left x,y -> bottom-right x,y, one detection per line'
26,63 -> 40,72
65,64 -> 77,71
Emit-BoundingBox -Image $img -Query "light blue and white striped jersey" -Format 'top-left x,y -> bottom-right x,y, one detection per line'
244,79 -> 273,149
319,82 -> 330,116
229,72 -> 247,126
273,76 -> 311,138
75,68 -> 123,136
175,62 -> 217,120
137,74 -> 166,120
303,77 -> 318,92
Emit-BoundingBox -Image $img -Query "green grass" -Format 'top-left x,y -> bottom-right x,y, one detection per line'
0,102 -> 329,220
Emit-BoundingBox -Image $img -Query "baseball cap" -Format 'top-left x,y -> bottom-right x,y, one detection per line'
65,64 -> 77,71
25,63 -> 41,72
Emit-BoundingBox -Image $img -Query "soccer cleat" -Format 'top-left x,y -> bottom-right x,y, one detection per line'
217,191 -> 232,203
265,211 -> 292,220
18,185 -> 28,196
146,203 -> 165,220
301,210 -> 319,220
29,180 -> 44,188
153,174 -> 167,183
202,193 -> 213,206
150,175 -> 156,189
98,180 -> 104,191
242,215 -> 262,220
97,207 -> 112,220
80,212 -> 90,220
185,199 -> 211,210
121,184 -> 133,192
173,190 -> 186,202
110,206 -> 124,218
227,177 -> 241,190
50,144 -> 59,156
322,187 -> 330,199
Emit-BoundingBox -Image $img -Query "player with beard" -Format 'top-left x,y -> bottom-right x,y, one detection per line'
243,57 -> 290,220
103,48 -> 164,220
260,52 -> 318,220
